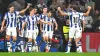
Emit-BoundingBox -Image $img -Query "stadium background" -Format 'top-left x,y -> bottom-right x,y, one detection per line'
0,0 -> 99,53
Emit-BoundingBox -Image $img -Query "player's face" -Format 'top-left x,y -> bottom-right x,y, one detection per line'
30,9 -> 35,15
34,9 -> 37,14
47,12 -> 52,17
43,8 -> 47,13
9,6 -> 14,12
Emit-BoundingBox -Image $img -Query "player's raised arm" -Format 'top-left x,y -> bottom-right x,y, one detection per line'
57,7 -> 68,16
19,3 -> 31,14
83,6 -> 92,16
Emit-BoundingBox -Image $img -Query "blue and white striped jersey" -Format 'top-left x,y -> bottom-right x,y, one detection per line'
26,15 -> 39,30
4,11 -> 19,28
40,14 -> 56,31
17,15 -> 26,30
65,11 -> 84,28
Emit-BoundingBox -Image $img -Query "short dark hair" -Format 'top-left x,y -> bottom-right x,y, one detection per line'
29,7 -> 34,12
47,9 -> 53,13
8,4 -> 14,9
70,5 -> 80,12
42,5 -> 48,9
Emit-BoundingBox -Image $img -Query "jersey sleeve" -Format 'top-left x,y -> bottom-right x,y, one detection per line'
25,16 -> 28,22
4,13 -> 7,20
39,14 -> 43,20
53,18 -> 56,22
15,11 -> 20,15
37,16 -> 40,21
82,16 -> 85,21
79,13 -> 84,21
79,13 -> 84,16
64,12 -> 71,16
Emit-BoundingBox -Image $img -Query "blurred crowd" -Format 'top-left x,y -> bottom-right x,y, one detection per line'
0,0 -> 100,32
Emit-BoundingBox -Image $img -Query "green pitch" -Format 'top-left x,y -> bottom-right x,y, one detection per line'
0,52 -> 100,56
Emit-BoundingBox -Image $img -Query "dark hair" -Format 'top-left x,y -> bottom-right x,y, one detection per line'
8,4 -> 14,9
42,5 -> 48,9
47,9 -> 53,13
29,7 -> 34,12
70,5 -> 80,12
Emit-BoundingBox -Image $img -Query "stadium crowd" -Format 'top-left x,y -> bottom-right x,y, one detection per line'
0,0 -> 99,52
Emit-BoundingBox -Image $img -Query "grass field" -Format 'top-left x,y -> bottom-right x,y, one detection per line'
0,52 -> 100,56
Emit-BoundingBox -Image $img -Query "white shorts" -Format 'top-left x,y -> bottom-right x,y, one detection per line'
27,30 -> 38,40
69,27 -> 82,39
43,31 -> 53,39
6,27 -> 17,36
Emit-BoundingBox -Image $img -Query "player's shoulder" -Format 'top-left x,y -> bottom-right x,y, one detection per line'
4,12 -> 8,16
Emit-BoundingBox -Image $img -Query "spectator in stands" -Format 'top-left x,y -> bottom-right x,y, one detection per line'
0,0 -> 3,9
93,16 -> 100,32
50,0 -> 60,11
10,1 -> 22,11
94,10 -> 100,21
37,0 -> 48,6
16,0 -> 26,9
10,0 -> 26,11
84,16 -> 93,32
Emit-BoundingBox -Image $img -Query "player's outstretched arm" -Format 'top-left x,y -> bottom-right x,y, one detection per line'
83,6 -> 92,16
57,7 -> 68,16
19,3 -> 31,14
40,20 -> 52,25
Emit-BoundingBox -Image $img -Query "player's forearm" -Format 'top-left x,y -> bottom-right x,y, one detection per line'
19,8 -> 28,14
58,10 -> 67,16
40,20 -> 48,24
84,9 -> 91,16
1,20 -> 5,28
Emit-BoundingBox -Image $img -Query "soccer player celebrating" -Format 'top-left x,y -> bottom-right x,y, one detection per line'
1,4 -> 30,52
45,10 -> 58,52
39,6 -> 48,42
17,12 -> 27,52
23,8 -> 51,52
57,5 -> 91,53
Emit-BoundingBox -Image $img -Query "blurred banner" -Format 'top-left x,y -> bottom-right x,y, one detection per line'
82,33 -> 100,52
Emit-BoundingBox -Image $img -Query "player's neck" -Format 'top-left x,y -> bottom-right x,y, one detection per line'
30,13 -> 34,16
43,13 -> 47,15
9,11 -> 14,13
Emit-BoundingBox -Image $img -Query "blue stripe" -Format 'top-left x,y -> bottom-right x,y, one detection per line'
43,16 -> 46,31
51,19 -> 53,31
32,17 -> 34,30
47,18 -> 50,31
14,12 -> 17,27
20,19 -> 22,30
10,14 -> 13,27
28,17 -> 30,30
70,14 -> 72,27
6,13 -> 9,28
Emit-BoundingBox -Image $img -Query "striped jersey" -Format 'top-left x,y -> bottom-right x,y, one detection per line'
26,15 -> 39,30
17,15 -> 26,30
40,14 -> 56,31
4,11 -> 19,28
65,11 -> 84,28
